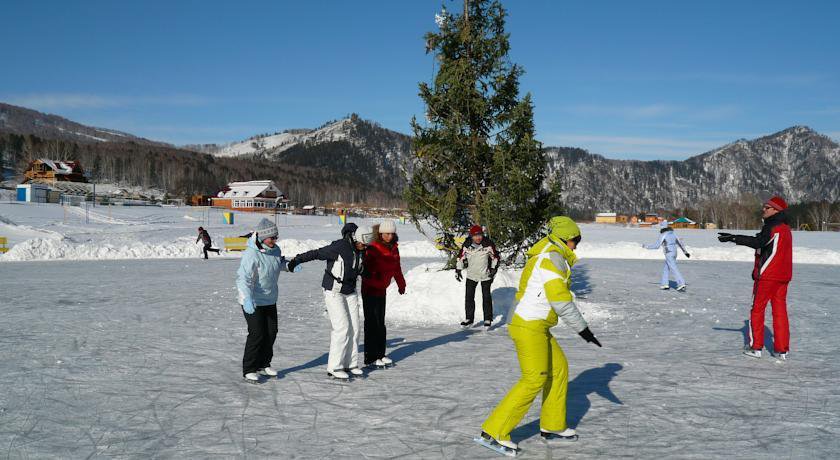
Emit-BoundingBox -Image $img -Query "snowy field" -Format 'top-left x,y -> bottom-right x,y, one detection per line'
2,255 -> 839,458
2,202 -> 840,264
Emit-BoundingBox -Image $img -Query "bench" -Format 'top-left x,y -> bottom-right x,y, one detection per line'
0,237 -> 8,254
223,237 -> 249,252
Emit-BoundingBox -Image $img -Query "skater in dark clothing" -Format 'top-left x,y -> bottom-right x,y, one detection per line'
197,226 -> 220,259
361,219 -> 406,367
287,223 -> 375,380
456,225 -> 500,329
718,196 -> 793,359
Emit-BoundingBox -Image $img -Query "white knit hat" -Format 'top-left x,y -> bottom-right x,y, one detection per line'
379,219 -> 397,234
254,218 -> 278,240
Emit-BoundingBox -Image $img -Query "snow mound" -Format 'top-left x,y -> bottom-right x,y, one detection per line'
0,237 -> 442,262
386,263 -> 611,327
578,241 -> 840,265
1,237 -> 204,261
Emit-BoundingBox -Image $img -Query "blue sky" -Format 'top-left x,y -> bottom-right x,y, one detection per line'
2,0 -> 838,159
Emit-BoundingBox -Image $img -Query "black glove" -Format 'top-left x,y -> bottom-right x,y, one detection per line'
717,232 -> 735,243
286,258 -> 299,273
455,269 -> 463,282
685,253 -> 691,258
578,327 -> 602,347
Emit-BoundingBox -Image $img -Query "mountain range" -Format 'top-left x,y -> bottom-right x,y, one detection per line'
1,102 -> 838,211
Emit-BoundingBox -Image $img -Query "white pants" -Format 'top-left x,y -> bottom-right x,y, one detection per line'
324,289 -> 361,372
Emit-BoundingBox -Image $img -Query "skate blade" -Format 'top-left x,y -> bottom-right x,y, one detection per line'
541,433 -> 579,443
473,437 -> 518,457
327,373 -> 350,382
243,378 -> 263,385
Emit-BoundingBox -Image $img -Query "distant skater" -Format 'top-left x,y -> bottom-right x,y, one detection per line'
643,221 -> 690,291
197,226 -> 220,259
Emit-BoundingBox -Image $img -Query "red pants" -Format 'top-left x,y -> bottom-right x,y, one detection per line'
749,280 -> 790,353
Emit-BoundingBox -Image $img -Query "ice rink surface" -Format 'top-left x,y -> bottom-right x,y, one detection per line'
2,256 -> 838,459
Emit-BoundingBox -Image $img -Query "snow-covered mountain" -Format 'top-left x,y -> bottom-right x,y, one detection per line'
190,114 -> 413,192
0,103 -> 167,146
546,126 -> 840,213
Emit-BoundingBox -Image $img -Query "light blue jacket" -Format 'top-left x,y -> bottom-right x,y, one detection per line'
645,230 -> 688,256
236,235 -> 290,307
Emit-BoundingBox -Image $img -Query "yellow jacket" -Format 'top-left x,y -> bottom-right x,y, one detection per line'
511,217 -> 588,333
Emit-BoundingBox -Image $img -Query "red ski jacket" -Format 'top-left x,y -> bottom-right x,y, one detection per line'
362,240 -> 406,297
733,213 -> 793,283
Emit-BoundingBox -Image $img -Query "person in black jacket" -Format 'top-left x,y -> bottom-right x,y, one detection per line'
287,223 -> 374,380
196,227 -> 220,259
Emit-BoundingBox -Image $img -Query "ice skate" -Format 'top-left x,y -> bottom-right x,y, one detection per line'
540,428 -> 578,443
346,367 -> 365,377
258,367 -> 278,377
474,431 -> 519,457
676,284 -> 686,291
483,320 -> 492,331
380,356 -> 393,365
328,370 -> 350,380
243,372 -> 261,384
660,285 -> 670,290
743,347 -> 762,358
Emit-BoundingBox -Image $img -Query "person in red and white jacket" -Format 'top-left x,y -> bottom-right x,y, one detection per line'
718,196 -> 793,359
361,219 -> 407,367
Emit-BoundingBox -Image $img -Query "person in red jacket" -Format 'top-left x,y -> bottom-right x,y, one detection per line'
362,219 -> 407,367
718,196 -> 793,359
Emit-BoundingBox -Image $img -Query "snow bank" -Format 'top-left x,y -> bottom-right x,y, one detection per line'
577,241 -> 840,265
1,237 -> 204,261
385,263 -> 612,327
0,237 -> 443,262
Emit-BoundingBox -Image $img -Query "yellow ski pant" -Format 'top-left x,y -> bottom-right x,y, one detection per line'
481,323 -> 569,441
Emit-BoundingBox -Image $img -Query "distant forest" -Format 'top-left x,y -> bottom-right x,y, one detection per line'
0,133 -> 404,207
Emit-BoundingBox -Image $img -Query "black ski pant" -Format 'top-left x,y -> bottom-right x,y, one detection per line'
465,278 -> 494,322
242,304 -> 278,376
203,243 -> 220,259
362,294 -> 387,364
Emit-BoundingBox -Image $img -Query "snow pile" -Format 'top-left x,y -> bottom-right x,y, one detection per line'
577,241 -> 840,265
0,236 -> 443,262
385,263 -> 611,327
1,237 -> 205,261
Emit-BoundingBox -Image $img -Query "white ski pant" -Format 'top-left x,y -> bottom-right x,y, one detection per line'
661,252 -> 685,287
324,289 -> 361,372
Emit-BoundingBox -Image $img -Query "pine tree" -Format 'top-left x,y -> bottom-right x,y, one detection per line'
405,0 -> 563,265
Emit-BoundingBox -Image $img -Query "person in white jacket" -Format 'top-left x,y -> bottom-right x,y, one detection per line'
643,221 -> 691,291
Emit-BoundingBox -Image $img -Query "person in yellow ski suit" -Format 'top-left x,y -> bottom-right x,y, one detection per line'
480,216 -> 602,451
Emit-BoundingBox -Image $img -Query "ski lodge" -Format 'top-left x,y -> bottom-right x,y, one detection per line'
211,180 -> 289,212
594,212 -> 629,224
23,159 -> 88,184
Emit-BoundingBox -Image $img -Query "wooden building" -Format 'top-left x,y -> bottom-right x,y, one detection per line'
23,159 -> 88,183
211,180 -> 289,212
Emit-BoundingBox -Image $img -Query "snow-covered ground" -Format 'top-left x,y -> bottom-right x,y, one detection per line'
2,202 -> 840,265
1,256 -> 838,458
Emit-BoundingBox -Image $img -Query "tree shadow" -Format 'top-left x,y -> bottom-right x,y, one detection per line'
490,287 -> 517,329
279,331 -> 479,377
712,320 -> 773,348
510,363 -> 623,442
387,329 -> 478,363
570,263 -> 592,296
